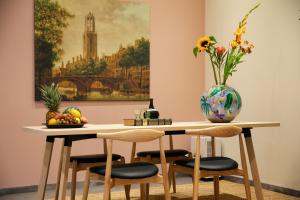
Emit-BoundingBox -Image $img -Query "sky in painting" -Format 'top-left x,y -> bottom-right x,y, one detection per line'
56,0 -> 150,65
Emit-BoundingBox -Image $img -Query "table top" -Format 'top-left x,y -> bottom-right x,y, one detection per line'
24,121 -> 280,137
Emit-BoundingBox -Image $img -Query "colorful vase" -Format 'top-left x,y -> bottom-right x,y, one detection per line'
201,85 -> 242,123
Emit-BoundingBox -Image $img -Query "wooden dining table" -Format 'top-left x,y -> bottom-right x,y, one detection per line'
24,121 -> 280,200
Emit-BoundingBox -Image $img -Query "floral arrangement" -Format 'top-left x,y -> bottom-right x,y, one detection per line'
193,4 -> 260,85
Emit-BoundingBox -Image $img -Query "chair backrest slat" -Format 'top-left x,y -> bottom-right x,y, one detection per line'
97,129 -> 164,142
186,126 -> 242,137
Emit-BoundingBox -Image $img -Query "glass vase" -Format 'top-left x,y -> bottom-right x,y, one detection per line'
201,85 -> 242,123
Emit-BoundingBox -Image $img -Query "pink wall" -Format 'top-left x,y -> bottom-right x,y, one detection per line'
0,0 -> 205,188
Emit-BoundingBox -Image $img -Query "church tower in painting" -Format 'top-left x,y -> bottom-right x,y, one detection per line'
83,12 -> 97,60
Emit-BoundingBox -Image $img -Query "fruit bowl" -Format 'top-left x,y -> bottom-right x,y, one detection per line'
44,123 -> 85,129
45,107 -> 88,128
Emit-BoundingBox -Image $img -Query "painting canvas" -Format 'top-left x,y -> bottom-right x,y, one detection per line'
34,0 -> 150,101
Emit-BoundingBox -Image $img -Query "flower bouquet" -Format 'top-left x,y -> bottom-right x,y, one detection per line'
194,4 -> 260,122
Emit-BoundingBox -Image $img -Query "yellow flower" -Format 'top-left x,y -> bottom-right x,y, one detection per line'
235,35 -> 242,44
231,40 -> 239,48
234,25 -> 246,43
197,36 -> 213,52
235,25 -> 246,36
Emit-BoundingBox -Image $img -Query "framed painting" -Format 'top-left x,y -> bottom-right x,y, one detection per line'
34,0 -> 150,101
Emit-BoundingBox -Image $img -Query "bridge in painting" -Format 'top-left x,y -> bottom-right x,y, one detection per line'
47,75 -> 139,95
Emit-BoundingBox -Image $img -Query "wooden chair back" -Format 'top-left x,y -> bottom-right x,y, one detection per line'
97,129 -> 164,142
186,126 -> 242,138
96,129 -> 170,200
183,126 -> 248,200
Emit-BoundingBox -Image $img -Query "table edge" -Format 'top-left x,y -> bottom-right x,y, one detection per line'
23,121 -> 280,137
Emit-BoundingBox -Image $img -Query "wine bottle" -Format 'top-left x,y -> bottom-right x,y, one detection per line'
144,98 -> 159,119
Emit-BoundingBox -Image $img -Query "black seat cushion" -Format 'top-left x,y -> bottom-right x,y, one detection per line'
175,157 -> 238,171
90,162 -> 158,179
137,149 -> 190,158
70,154 -> 122,163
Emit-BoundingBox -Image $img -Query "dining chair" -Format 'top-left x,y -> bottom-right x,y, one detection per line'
69,151 -> 125,200
134,134 -> 192,193
53,139 -> 125,200
82,129 -> 171,200
172,126 -> 251,200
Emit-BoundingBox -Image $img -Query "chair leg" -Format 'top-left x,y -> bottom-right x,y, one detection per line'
213,176 -> 219,200
168,162 -> 177,193
192,174 -> 200,200
146,183 -> 150,200
103,140 -> 113,200
103,191 -> 111,200
171,166 -> 177,193
124,185 -> 130,200
103,183 -> 111,200
168,164 -> 172,189
71,161 -> 77,200
140,184 -> 147,200
82,170 -> 90,200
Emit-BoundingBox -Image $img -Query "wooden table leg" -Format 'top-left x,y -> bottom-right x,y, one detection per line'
192,136 -> 200,200
103,138 -> 108,154
58,137 -> 72,200
37,136 -> 55,200
168,135 -> 177,193
54,139 -> 65,200
243,128 -> 265,200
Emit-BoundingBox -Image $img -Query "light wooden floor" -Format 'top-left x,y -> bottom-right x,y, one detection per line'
1,177 -> 299,200
67,180 -> 300,200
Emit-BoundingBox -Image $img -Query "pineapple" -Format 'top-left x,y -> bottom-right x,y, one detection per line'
40,83 -> 62,123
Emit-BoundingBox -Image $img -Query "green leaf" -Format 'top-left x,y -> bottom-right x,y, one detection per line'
213,61 -> 219,66
193,47 -> 199,57
222,51 -> 228,60
209,36 -> 217,43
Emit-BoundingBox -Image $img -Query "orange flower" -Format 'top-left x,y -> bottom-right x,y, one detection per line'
216,46 -> 226,56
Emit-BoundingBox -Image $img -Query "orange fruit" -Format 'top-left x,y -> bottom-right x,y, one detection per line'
48,118 -> 57,125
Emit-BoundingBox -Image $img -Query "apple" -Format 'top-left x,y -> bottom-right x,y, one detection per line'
80,116 -> 88,124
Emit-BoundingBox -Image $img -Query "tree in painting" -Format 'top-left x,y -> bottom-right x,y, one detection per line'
34,0 -> 73,99
135,38 -> 150,90
119,38 -> 150,91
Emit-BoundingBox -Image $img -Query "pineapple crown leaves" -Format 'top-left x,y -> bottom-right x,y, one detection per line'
40,83 -> 62,112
